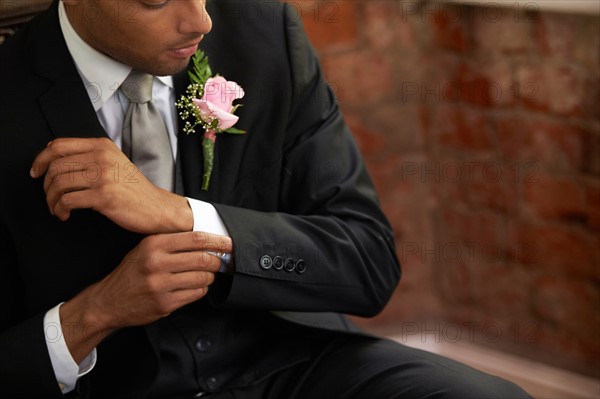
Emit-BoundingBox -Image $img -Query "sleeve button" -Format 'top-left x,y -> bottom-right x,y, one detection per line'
283,258 -> 295,272
259,255 -> 272,270
273,256 -> 283,270
295,259 -> 307,274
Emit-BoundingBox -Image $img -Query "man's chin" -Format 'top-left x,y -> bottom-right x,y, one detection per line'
149,59 -> 191,77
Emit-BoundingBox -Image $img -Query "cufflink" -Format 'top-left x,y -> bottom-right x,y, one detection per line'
218,253 -> 233,274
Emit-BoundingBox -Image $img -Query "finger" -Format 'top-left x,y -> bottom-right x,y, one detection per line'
181,231 -> 233,254
46,171 -> 95,215
151,231 -> 233,255
51,188 -> 98,221
168,271 -> 216,291
46,173 -> 98,214
162,251 -> 223,273
43,153 -> 98,193
31,138 -> 104,178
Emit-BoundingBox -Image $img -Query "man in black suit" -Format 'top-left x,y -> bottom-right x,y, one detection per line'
0,0 -> 531,398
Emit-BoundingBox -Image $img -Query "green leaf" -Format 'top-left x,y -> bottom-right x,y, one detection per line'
223,127 -> 246,134
189,49 -> 212,87
188,73 -> 202,85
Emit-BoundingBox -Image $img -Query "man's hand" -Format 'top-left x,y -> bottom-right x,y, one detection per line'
30,137 -> 193,234
59,231 -> 232,363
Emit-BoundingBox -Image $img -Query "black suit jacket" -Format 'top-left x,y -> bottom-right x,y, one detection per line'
0,1 -> 400,397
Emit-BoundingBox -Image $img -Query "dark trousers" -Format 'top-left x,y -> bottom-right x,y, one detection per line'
178,335 -> 532,399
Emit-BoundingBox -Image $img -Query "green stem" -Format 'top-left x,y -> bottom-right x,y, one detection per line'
201,136 -> 215,191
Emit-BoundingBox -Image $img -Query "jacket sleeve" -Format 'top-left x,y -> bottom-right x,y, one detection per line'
0,222 -> 66,398
212,4 -> 401,317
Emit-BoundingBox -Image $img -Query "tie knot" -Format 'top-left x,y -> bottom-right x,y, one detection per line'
121,70 -> 153,103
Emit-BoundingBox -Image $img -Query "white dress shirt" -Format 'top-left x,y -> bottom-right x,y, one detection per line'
44,1 -> 230,393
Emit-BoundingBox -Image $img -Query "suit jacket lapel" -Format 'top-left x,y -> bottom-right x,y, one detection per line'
33,2 -> 108,142
38,75 -> 108,142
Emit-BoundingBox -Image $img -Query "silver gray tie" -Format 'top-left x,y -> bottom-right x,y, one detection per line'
121,70 -> 174,192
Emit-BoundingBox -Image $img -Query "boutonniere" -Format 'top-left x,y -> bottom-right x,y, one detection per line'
176,50 -> 245,190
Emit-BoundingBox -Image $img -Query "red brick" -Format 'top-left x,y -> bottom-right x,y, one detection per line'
473,5 -> 533,54
365,102 -> 427,153
537,12 -> 600,71
533,277 -> 600,335
536,13 -> 578,59
367,153 -> 426,205
394,205 -> 436,265
522,173 -> 586,221
437,261 -> 475,304
353,231 -> 444,326
507,221 -> 599,279
429,3 -> 469,53
585,182 -> 600,210
364,156 -> 398,200
577,17 -> 600,71
516,63 -> 590,117
403,57 -> 519,107
401,53 -> 463,107
344,113 -> 387,159
322,50 -> 395,106
294,0 -> 358,51
431,105 -> 493,151
345,103 -> 424,159
396,56 -> 440,105
457,59 -> 515,107
496,118 -> 584,173
582,128 -> 600,177
426,155 -> 464,204
474,264 -> 533,318
425,156 -> 519,214
462,162 -> 519,213
439,208 -> 504,248
426,156 -> 514,213
364,1 -> 413,49
584,181 -> 600,231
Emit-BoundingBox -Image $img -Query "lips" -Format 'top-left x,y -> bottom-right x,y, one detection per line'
167,43 -> 199,58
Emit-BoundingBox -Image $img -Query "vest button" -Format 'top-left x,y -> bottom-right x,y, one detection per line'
206,376 -> 218,390
195,337 -> 213,353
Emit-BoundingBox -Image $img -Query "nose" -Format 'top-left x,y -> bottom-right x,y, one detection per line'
178,0 -> 212,35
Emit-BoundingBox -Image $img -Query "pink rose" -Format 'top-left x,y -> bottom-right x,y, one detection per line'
193,76 -> 245,131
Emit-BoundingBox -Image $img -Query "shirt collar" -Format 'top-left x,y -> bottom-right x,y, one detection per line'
58,1 -> 174,112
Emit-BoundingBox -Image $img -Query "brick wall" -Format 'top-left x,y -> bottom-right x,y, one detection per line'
290,0 -> 599,376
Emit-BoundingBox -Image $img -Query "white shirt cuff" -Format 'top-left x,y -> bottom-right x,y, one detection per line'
44,303 -> 97,394
186,197 -> 232,272
186,197 -> 229,236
